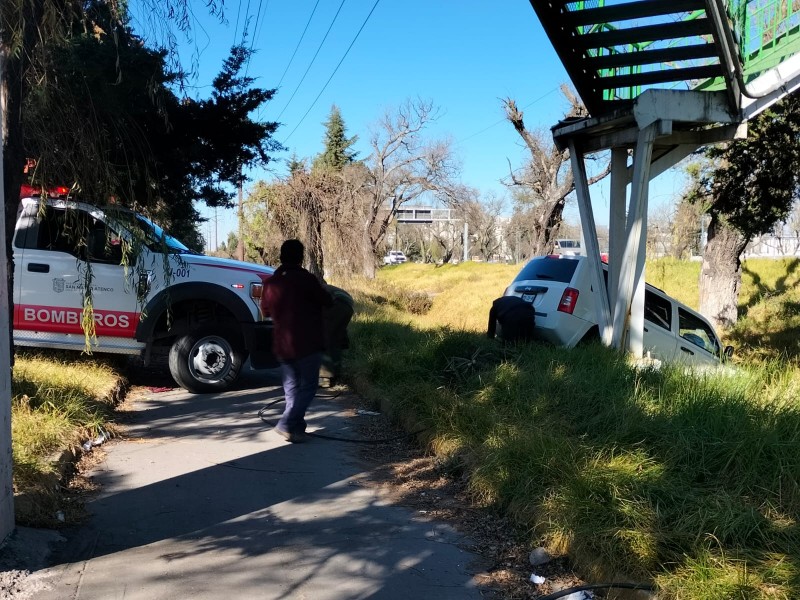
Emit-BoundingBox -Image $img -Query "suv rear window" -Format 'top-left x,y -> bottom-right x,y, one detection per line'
513,257 -> 579,284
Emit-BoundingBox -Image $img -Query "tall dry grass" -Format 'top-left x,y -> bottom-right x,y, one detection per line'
342,258 -> 800,599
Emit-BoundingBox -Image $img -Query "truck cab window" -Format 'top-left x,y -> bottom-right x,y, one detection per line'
34,206 -> 123,264
87,219 -> 124,264
36,207 -> 83,255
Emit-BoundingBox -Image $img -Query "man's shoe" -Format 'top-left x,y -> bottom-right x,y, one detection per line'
274,427 -> 308,443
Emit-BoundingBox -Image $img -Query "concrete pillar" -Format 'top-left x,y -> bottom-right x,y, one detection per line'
608,147 -> 628,331
612,122 -> 657,356
568,141 -> 612,345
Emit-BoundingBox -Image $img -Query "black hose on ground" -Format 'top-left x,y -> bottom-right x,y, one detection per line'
538,582 -> 654,600
258,395 -> 428,444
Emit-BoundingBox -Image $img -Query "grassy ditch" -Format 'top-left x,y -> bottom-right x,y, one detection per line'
11,352 -> 124,525
343,259 -> 800,599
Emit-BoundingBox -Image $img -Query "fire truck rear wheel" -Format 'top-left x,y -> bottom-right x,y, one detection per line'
168,325 -> 246,393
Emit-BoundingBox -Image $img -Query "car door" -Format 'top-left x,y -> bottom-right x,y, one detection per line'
676,307 -> 721,366
14,202 -> 141,351
642,289 -> 678,362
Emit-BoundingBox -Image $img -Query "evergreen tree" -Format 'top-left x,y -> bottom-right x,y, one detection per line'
18,2 -> 281,250
314,105 -> 358,171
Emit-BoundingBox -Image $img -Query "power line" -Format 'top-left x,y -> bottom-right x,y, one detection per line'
283,0 -> 381,143
245,0 -> 267,77
256,0 -> 322,123
275,0 -> 348,121
233,0 -> 244,46
251,0 -> 270,54
458,86 -> 561,143
276,0 -> 322,90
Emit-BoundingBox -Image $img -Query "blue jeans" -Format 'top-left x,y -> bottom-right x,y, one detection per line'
277,352 -> 323,434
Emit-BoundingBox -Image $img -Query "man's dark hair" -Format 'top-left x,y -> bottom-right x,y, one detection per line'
280,239 -> 304,266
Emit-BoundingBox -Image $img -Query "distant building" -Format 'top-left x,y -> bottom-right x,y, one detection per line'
743,234 -> 800,258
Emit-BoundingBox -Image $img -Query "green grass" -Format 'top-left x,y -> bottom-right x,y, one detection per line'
11,352 -> 123,524
343,260 -> 800,599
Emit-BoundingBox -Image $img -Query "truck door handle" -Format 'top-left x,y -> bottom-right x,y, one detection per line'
680,347 -> 694,355
28,263 -> 50,273
643,327 -> 648,333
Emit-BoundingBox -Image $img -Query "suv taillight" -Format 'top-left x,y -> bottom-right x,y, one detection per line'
557,288 -> 579,314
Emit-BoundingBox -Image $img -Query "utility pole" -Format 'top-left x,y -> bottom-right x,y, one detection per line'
462,221 -> 469,263
0,53 -> 17,543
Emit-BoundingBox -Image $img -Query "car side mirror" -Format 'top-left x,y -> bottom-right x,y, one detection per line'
724,345 -> 734,358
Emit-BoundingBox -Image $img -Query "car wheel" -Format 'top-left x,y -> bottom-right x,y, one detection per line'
168,324 -> 246,393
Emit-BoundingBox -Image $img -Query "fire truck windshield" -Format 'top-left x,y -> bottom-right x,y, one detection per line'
108,210 -> 195,254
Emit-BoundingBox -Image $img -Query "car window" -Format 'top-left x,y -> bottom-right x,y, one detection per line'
35,206 -> 85,256
86,219 -> 125,264
678,308 -> 720,355
513,258 -> 579,283
644,290 -> 672,330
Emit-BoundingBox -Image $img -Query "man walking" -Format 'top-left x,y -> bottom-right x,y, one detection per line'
262,240 -> 332,443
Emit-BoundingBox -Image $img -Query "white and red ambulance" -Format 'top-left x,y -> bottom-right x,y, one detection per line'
13,188 -> 277,393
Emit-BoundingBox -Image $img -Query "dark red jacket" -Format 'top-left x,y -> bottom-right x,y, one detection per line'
261,265 -> 333,361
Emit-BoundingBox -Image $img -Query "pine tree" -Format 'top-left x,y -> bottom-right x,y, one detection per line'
315,105 -> 358,171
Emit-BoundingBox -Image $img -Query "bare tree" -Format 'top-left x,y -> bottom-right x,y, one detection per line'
243,165 -> 331,278
671,197 -> 703,259
647,204 -> 674,257
465,194 -> 506,261
244,161 -> 372,279
503,86 -> 610,257
360,98 -> 461,277
429,219 -> 464,264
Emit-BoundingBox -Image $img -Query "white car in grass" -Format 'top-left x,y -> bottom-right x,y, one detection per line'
504,255 -> 732,367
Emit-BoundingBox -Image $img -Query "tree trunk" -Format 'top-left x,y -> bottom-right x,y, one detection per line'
698,215 -> 748,330
532,197 -> 565,256
304,196 -> 324,280
361,225 -> 376,279
2,42 -> 27,369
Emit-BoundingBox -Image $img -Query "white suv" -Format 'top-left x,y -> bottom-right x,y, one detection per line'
383,250 -> 407,265
504,255 -> 732,367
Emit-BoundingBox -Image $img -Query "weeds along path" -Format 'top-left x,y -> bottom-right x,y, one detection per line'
344,261 -> 800,599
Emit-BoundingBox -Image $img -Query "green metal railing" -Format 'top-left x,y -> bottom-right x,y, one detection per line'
567,1 -> 715,102
730,0 -> 800,83
563,0 -> 800,100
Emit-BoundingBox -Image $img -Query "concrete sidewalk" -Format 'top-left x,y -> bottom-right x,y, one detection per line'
28,369 -> 487,599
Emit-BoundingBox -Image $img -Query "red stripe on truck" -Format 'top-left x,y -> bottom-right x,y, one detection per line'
13,304 -> 140,337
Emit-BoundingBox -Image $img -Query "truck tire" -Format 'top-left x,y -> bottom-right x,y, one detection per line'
168,325 -> 246,393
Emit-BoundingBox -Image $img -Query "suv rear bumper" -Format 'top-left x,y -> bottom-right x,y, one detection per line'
534,312 -> 594,348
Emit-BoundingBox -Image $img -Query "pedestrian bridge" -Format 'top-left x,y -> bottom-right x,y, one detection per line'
527,0 -> 800,356
529,0 -> 800,119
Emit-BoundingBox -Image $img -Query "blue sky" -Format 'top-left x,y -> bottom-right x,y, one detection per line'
131,0 -> 688,249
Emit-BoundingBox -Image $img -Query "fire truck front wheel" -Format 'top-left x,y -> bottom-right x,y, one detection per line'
168,325 -> 246,393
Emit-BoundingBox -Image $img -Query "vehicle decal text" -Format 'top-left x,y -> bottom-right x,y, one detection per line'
13,304 -> 139,337
52,278 -> 115,294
